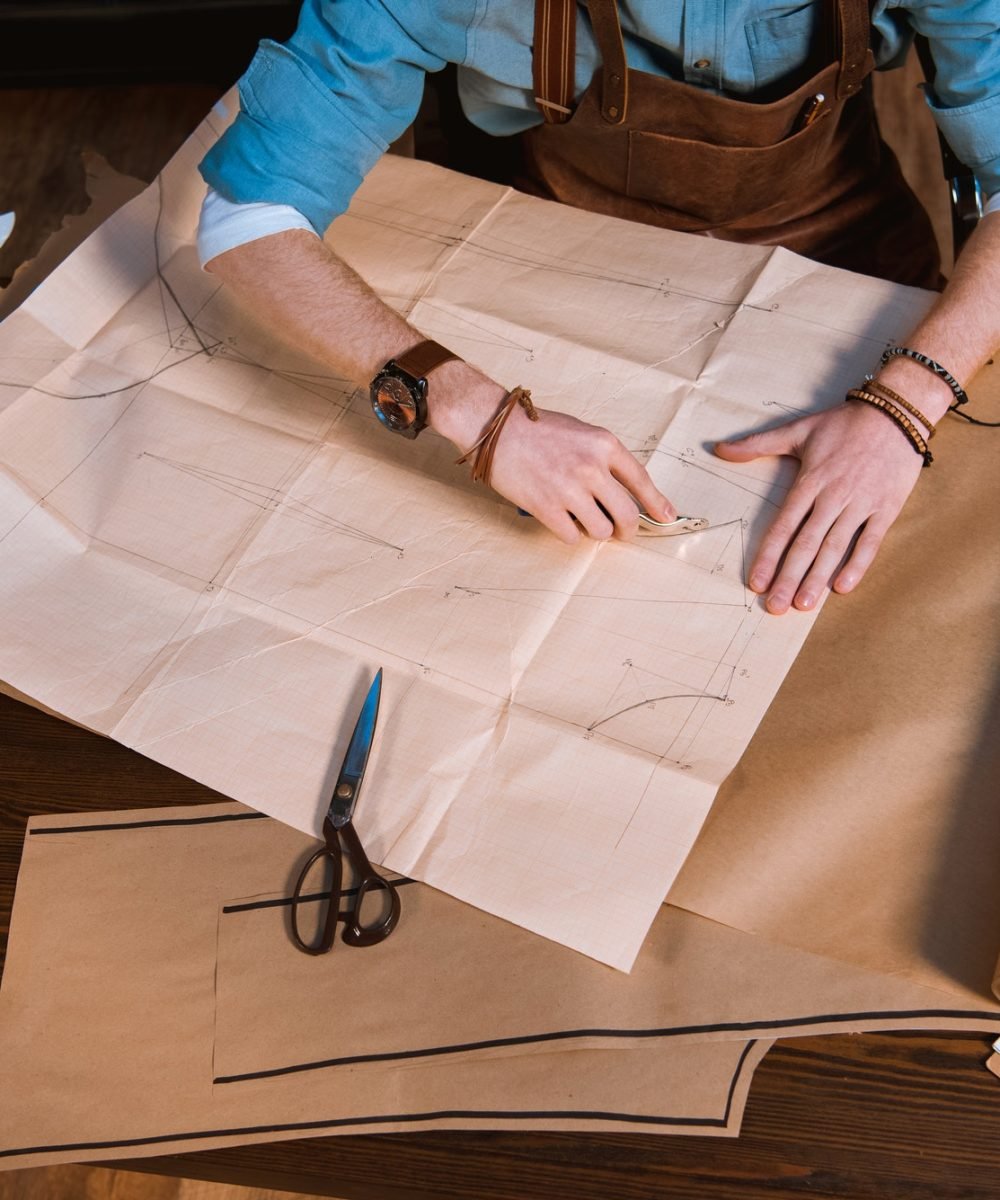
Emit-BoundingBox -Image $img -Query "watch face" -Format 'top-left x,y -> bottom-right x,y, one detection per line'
373,374 -> 418,432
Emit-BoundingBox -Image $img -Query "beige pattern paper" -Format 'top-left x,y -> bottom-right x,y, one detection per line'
0,100 -> 938,968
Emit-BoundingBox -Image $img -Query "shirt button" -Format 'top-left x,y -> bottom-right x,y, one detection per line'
693,58 -> 711,69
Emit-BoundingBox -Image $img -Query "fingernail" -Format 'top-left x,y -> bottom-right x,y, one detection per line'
796,592 -> 815,609
749,572 -> 767,591
766,593 -> 789,614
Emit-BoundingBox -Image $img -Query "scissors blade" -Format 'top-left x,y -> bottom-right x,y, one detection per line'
328,669 -> 382,828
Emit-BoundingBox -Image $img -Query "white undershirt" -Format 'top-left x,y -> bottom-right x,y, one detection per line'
197,188 -> 317,266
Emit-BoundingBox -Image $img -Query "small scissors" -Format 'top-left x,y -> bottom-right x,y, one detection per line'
290,668 -> 401,955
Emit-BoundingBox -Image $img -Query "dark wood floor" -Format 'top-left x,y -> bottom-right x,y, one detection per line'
0,83 -> 222,288
0,1164 -> 327,1200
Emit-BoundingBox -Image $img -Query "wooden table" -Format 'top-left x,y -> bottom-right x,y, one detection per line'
3,691 -> 999,1200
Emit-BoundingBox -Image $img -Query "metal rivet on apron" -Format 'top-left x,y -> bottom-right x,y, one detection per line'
611,73 -> 621,84
607,105 -> 619,118
694,58 -> 711,69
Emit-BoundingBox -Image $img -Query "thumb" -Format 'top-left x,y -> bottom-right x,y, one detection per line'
714,418 -> 811,463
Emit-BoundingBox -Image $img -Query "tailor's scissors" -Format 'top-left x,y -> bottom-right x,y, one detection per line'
290,668 -> 401,955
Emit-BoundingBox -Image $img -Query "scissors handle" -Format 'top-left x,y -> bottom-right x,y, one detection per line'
290,836 -> 345,956
338,822 -> 401,947
289,820 -> 400,954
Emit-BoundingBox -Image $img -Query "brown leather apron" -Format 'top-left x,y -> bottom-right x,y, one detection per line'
522,0 -> 941,288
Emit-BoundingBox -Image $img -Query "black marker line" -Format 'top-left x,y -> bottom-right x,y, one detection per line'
213,1008 -> 1000,1084
723,1040 -> 759,1123
222,877 -> 417,914
0,1102 -> 731,1160
30,812 -> 268,836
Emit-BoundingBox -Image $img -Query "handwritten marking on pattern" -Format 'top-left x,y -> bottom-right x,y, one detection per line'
144,454 -> 403,554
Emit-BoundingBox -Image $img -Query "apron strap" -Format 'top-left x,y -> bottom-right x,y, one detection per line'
834,0 -> 875,100
588,0 -> 628,123
533,0 -> 627,124
532,0 -> 577,123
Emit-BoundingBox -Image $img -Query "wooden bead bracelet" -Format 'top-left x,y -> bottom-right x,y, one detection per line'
845,388 -> 933,467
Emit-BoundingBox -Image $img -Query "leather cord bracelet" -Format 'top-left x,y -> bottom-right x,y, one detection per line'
862,376 -> 936,438
455,386 -> 538,487
846,388 -> 933,467
878,346 -> 969,409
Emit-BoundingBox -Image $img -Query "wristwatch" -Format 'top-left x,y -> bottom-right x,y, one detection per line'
369,339 -> 459,438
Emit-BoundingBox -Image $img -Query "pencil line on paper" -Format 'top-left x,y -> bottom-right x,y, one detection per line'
587,690 -> 728,733
452,586 -> 745,608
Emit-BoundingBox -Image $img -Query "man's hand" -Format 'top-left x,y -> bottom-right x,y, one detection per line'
487,405 -> 675,543
715,402 -> 923,614
715,212 -> 1000,615
208,230 -> 674,543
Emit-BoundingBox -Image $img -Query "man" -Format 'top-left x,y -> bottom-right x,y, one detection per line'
198,2 -> 1000,614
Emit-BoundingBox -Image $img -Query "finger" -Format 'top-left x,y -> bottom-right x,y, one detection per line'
746,484 -> 817,593
714,416 -> 815,464
593,484 -> 642,541
791,505 -> 870,611
832,516 -> 892,594
609,446 -> 676,521
570,496 -> 615,541
763,498 -> 847,614
530,505 -> 581,546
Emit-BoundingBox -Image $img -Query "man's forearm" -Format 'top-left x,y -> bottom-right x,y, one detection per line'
204,228 -> 674,543
205,229 -> 505,451
876,211 -> 1000,423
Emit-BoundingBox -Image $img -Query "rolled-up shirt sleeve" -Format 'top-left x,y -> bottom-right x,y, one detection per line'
895,0 -> 1000,199
199,0 -> 470,235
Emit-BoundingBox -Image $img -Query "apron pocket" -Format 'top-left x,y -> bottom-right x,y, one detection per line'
626,120 -> 829,227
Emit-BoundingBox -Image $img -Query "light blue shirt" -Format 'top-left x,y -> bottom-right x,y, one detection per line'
199,0 -> 1000,238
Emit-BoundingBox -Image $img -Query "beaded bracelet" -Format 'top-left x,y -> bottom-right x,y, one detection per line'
862,376 -> 936,438
845,388 -> 934,467
455,386 -> 538,487
878,346 -> 969,408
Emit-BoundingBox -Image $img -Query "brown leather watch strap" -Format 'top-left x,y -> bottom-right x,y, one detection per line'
393,339 -> 459,381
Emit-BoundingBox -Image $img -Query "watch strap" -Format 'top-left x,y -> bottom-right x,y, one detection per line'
392,339 -> 459,381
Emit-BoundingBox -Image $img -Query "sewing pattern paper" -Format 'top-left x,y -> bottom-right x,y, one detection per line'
0,100 -> 936,968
